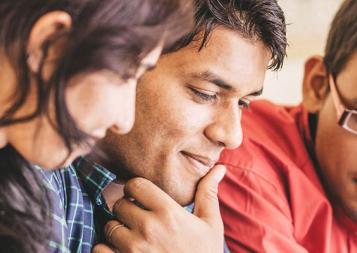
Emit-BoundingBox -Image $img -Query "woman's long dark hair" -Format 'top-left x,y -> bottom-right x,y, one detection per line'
0,0 -> 193,252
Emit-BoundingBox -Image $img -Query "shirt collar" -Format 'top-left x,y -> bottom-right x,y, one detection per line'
297,103 -> 315,152
75,157 -> 116,207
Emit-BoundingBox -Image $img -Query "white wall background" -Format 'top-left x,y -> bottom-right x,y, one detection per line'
262,0 -> 344,105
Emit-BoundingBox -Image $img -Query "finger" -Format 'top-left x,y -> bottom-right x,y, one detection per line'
104,220 -> 133,249
124,177 -> 178,211
112,197 -> 149,228
193,164 -> 226,226
92,244 -> 118,253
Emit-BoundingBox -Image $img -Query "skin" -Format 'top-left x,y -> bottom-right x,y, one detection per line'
103,26 -> 270,205
94,26 -> 272,253
95,165 -> 227,253
0,11 -> 163,168
302,53 -> 357,222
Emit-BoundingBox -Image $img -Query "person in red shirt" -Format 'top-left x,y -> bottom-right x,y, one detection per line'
219,0 -> 357,252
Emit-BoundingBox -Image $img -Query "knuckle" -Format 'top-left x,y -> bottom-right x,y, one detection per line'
160,209 -> 180,232
91,245 -> 100,253
141,218 -> 157,239
202,185 -> 219,200
141,211 -> 180,241
140,217 -> 167,244
112,198 -> 125,214
104,220 -> 124,242
126,177 -> 147,192
127,240 -> 146,253
104,220 -> 119,236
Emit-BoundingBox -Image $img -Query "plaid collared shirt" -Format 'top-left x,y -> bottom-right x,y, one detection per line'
40,158 -> 230,252
39,158 -> 119,253
39,161 -> 99,253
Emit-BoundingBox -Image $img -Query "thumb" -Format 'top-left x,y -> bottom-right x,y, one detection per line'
193,164 -> 226,226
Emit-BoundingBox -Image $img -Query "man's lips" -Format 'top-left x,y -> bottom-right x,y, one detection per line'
181,151 -> 217,176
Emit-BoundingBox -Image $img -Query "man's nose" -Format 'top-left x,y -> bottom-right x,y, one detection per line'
205,106 -> 243,149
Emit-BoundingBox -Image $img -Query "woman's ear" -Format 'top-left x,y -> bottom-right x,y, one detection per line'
302,55 -> 330,113
27,11 -> 72,73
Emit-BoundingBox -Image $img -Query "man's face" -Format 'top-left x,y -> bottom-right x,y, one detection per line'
105,27 -> 271,205
314,52 -> 357,221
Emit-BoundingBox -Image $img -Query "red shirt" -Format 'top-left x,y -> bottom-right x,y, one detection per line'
219,100 -> 357,253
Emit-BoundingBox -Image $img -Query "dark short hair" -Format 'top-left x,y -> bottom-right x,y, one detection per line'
324,0 -> 357,77
167,0 -> 287,71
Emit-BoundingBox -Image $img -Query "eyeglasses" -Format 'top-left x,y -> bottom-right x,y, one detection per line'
328,74 -> 357,135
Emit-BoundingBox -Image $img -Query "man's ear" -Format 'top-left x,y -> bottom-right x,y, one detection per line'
27,11 -> 72,73
302,55 -> 330,113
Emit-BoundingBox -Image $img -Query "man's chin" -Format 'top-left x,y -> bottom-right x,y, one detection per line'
166,188 -> 196,207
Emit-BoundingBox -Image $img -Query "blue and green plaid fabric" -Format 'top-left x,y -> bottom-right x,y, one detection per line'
40,158 -> 230,252
40,159 -> 115,253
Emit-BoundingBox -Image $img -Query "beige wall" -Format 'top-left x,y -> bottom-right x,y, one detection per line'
262,0 -> 344,105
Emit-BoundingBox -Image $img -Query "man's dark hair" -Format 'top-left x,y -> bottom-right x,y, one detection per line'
167,0 -> 287,71
324,0 -> 357,77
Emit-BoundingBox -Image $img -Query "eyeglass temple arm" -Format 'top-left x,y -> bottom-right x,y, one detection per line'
328,74 -> 345,118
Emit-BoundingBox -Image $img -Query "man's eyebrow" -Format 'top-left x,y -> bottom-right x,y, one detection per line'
191,71 -> 234,91
191,71 -> 263,96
